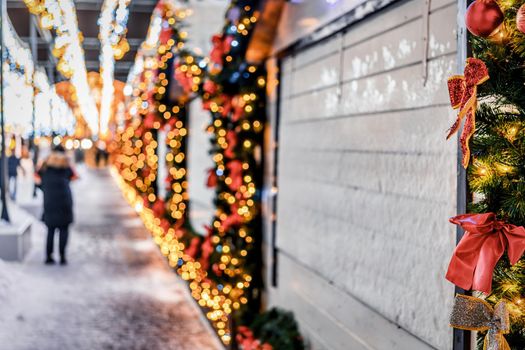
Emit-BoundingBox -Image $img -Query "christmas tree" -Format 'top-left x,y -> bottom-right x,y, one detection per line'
465,0 -> 525,347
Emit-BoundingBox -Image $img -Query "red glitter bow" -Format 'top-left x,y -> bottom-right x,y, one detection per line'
447,57 -> 489,168
446,213 -> 525,294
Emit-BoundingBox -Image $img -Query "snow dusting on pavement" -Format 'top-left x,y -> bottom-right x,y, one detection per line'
0,167 -> 222,350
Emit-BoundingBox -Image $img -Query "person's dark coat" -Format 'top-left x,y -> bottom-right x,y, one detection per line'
7,155 -> 20,177
38,152 -> 75,227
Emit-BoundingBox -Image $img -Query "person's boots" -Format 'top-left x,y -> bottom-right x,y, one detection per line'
45,256 -> 55,265
60,256 -> 67,265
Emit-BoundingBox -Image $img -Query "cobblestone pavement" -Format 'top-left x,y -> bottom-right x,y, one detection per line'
0,166 -> 222,350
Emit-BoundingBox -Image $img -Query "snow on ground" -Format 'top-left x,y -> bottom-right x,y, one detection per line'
0,165 -> 222,350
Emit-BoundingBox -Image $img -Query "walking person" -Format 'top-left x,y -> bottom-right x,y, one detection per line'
7,146 -> 25,201
36,145 -> 78,265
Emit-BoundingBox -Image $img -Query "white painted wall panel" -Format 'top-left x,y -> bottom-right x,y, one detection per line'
279,106 -> 457,154
270,0 -> 459,348
187,99 -> 215,234
273,0 -> 453,52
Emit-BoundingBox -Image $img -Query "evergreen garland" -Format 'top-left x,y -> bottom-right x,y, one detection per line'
468,1 -> 525,347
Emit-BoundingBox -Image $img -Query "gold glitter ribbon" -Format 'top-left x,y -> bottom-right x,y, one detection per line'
450,294 -> 510,350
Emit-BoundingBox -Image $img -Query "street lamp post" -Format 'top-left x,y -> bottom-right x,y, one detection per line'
0,0 -> 11,222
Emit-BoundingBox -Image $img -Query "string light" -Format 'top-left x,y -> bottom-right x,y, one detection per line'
98,0 -> 131,137
113,0 -> 265,345
3,16 -> 34,83
24,0 -> 99,135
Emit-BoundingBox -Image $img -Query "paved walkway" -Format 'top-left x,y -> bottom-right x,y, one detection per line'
0,166 -> 221,350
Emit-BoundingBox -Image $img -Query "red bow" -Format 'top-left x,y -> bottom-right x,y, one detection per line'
221,204 -> 244,232
185,237 -> 201,259
446,213 -> 525,294
152,198 -> 166,217
446,58 -> 489,168
159,26 -> 173,45
203,80 -> 218,95
160,218 -> 171,233
206,168 -> 217,188
220,94 -> 233,117
226,160 -> 243,191
224,131 -> 238,159
210,34 -> 232,65
236,326 -> 273,350
199,226 -> 214,271
231,95 -> 245,122
144,113 -> 156,129
174,67 -> 193,94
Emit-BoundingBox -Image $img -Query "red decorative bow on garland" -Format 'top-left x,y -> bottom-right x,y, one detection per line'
152,198 -> 166,217
446,213 -> 525,294
447,57 -> 489,168
185,237 -> 201,259
199,226 -> 215,271
237,326 -> 273,350
227,160 -> 243,191
206,168 -> 217,188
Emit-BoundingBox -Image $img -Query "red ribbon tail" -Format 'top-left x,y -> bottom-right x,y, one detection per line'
446,117 -> 462,140
446,256 -> 475,291
506,226 -> 525,264
471,234 -> 506,294
446,232 -> 479,291
459,110 -> 475,168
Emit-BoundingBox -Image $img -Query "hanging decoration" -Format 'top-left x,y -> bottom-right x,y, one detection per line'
98,0 -> 131,137
450,294 -> 510,350
114,0 -> 264,345
23,0 -> 100,135
446,57 -> 489,168
465,0 -> 504,38
239,308 -> 305,350
2,16 -> 34,82
516,4 -> 525,33
113,0 -> 302,348
446,213 -> 525,294
445,0 -> 525,347
2,14 -> 75,136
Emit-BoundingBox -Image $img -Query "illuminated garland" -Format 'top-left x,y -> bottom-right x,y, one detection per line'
23,0 -> 99,135
196,1 -> 265,343
98,0 -> 131,137
114,0 -> 264,346
2,15 -> 34,83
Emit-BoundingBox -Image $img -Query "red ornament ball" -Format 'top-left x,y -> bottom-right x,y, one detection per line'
465,0 -> 504,38
517,4 -> 525,34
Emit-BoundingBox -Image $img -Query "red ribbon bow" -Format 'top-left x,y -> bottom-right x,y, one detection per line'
446,213 -> 525,294
237,326 -> 273,350
447,58 -> 489,168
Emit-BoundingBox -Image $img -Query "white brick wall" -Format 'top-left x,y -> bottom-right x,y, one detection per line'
267,1 -> 460,348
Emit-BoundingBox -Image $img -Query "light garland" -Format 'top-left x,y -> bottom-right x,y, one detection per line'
113,0 -> 265,345
23,0 -> 99,136
99,0 -> 118,138
2,15 -> 34,83
98,0 -> 131,137
33,67 -> 50,93
3,15 -> 38,135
